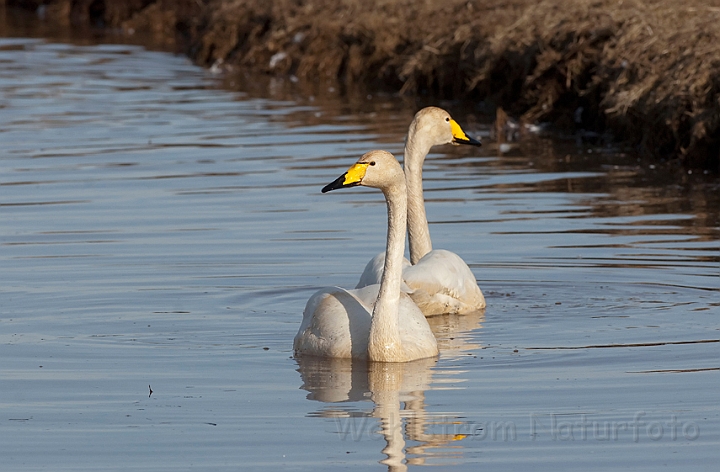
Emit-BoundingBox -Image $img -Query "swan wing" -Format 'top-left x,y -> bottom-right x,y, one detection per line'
403,249 -> 486,315
294,285 -> 437,361
397,293 -> 439,358
294,286 -> 372,359
356,251 -> 412,290
341,284 -> 437,359
354,250 -> 485,316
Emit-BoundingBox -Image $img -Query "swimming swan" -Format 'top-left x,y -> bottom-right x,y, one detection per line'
356,107 -> 486,316
293,150 -> 438,362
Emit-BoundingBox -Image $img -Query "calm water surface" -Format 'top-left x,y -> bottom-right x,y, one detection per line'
1,38 -> 718,471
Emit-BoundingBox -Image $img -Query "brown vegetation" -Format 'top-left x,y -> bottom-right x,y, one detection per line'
4,0 -> 720,170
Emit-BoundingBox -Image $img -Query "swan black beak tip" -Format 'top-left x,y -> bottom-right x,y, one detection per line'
455,135 -> 482,147
322,173 -> 348,193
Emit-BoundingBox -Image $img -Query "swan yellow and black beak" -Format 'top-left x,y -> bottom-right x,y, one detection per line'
322,162 -> 370,193
450,120 -> 482,146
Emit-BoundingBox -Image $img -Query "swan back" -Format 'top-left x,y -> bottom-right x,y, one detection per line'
294,285 -> 437,361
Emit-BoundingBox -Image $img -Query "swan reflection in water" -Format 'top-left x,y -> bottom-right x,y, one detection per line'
296,309 -> 484,469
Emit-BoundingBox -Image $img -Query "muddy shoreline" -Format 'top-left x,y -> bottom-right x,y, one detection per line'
3,0 -> 720,170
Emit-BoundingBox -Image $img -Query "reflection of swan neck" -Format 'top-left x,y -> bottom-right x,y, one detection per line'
404,132 -> 433,265
369,182 -> 407,362
377,395 -> 406,472
297,357 -> 442,471
370,363 -> 407,472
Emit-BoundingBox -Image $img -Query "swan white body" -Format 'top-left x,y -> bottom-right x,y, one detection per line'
356,107 -> 486,316
294,151 -> 438,362
358,249 -> 485,316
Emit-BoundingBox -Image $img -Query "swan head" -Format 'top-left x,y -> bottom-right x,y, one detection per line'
410,106 -> 482,148
322,150 -> 404,193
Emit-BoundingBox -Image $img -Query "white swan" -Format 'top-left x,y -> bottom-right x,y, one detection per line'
356,107 -> 486,316
293,150 -> 438,362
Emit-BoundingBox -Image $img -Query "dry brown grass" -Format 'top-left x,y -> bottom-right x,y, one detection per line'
471,0 -> 720,168
6,0 -> 720,169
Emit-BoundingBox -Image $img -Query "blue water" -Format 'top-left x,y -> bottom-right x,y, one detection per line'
0,38 -> 718,471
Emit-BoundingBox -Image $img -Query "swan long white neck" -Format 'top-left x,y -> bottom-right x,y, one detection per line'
368,179 -> 408,362
404,130 -> 433,265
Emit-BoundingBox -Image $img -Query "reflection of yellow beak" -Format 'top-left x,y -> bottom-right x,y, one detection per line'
450,120 -> 482,146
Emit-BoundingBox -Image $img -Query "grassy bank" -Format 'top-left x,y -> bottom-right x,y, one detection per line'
5,0 -> 720,170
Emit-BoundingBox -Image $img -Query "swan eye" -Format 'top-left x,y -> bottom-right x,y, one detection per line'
369,161 -> 376,166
